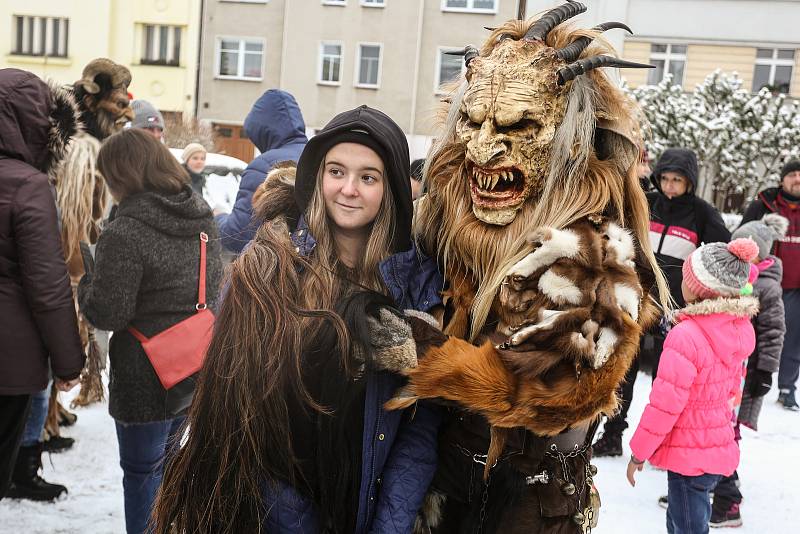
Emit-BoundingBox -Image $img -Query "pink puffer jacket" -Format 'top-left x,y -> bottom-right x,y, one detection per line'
630,296 -> 758,476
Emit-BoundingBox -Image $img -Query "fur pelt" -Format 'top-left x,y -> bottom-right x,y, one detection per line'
387,218 -> 658,472
45,80 -> 82,175
678,296 -> 759,319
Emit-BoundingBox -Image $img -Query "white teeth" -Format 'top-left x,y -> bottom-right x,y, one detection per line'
505,171 -> 512,182
490,174 -> 499,190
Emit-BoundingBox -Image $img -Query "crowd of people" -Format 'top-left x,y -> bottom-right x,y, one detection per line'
0,11 -> 799,534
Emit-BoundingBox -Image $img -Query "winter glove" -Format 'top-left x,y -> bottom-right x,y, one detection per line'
366,308 -> 417,372
747,369 -> 772,398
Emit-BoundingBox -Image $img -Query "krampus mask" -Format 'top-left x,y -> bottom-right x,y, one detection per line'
72,58 -> 134,140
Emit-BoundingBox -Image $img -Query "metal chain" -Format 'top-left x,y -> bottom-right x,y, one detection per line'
477,470 -> 492,534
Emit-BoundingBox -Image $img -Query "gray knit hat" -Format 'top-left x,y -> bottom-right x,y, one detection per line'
131,99 -> 164,130
683,238 -> 759,299
732,213 -> 789,260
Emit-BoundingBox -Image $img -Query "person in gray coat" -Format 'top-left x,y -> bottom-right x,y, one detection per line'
78,128 -> 222,534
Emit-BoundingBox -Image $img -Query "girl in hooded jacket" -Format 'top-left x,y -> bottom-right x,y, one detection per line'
626,238 -> 759,534
153,105 -> 442,534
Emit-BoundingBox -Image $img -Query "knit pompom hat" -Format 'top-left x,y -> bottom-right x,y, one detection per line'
682,238 -> 759,299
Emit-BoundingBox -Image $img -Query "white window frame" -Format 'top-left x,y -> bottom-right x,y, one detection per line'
12,15 -> 69,58
140,24 -> 182,66
322,0 -> 347,5
434,46 -> 466,94
753,48 -> 795,94
220,0 -> 269,3
360,0 -> 385,6
354,42 -> 383,89
441,0 -> 498,14
214,36 -> 266,81
318,41 -> 344,86
647,43 -> 687,86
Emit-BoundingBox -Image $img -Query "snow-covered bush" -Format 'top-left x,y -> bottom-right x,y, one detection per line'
627,71 -> 800,210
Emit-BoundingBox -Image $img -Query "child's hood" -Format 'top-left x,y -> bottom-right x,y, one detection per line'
755,255 -> 783,286
676,296 -> 759,365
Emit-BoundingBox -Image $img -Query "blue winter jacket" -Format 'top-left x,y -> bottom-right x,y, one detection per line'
262,220 -> 444,533
216,90 -> 307,253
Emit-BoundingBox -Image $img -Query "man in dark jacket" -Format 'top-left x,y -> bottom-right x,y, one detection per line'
741,160 -> 800,410
0,68 -> 85,499
216,90 -> 307,253
593,147 -> 730,457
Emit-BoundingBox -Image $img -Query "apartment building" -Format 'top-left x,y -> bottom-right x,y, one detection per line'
1,0 -> 202,119
198,0 -> 517,160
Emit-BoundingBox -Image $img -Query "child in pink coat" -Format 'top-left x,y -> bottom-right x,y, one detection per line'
626,238 -> 759,534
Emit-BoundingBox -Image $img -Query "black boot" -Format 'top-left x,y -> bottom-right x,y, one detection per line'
5,444 -> 67,501
42,435 -> 75,453
592,430 -> 623,457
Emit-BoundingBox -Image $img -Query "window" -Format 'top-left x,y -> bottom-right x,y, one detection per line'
319,42 -> 343,84
361,0 -> 385,5
753,48 -> 795,94
442,0 -> 497,13
216,37 -> 265,80
12,15 -> 69,57
141,25 -> 182,66
647,43 -> 687,86
435,47 -> 465,92
322,0 -> 346,5
356,43 -> 382,88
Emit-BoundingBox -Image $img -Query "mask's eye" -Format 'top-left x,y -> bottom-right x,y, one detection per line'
497,118 -> 540,135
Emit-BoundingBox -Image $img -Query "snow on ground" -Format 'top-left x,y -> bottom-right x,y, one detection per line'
1,372 -> 797,533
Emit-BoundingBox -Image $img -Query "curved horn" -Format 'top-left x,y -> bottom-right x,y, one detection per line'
112,64 -> 132,89
555,22 -> 633,62
557,55 -> 654,85
524,0 -> 587,42
445,45 -> 480,68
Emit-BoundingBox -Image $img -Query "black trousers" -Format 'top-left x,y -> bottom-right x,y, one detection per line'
0,394 -> 32,499
713,471 -> 743,510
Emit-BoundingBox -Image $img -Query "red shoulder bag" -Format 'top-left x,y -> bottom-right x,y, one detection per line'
129,232 -> 215,389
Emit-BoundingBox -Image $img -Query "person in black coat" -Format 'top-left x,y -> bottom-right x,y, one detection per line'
78,129 -> 222,534
0,68 -> 85,499
593,147 -> 730,457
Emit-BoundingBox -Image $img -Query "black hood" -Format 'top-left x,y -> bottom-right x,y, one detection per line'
0,68 -> 80,173
295,105 -> 412,253
651,148 -> 699,195
116,185 -> 213,237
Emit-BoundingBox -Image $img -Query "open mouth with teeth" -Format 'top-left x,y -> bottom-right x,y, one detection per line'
468,163 -> 527,209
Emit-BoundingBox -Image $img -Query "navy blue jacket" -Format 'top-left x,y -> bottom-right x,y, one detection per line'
216,90 -> 307,253
262,221 -> 443,533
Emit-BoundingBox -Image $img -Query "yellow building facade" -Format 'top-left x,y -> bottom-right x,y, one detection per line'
623,39 -> 800,98
1,0 -> 201,117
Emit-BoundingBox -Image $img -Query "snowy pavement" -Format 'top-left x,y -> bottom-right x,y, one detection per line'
1,372 -> 797,533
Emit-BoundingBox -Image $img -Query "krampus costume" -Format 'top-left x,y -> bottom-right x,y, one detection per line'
51,58 -> 133,413
385,3 -> 668,532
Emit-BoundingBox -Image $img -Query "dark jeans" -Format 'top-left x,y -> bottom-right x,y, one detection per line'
667,471 -> 722,534
21,383 -> 50,446
778,289 -> 800,393
0,394 -> 32,499
115,417 -> 185,534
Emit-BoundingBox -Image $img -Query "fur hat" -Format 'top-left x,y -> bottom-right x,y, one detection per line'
732,213 -> 789,260
131,100 -> 164,130
780,159 -> 800,179
181,143 -> 206,163
682,238 -> 759,299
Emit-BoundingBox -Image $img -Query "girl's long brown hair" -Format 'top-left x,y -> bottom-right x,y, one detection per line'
152,218 -> 348,533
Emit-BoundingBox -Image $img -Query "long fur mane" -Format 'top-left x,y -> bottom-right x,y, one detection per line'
416,19 -> 669,339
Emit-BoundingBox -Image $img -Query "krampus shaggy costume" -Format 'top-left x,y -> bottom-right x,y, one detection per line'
50,58 -> 133,413
385,3 -> 669,532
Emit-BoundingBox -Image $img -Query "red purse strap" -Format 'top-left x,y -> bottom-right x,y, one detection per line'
128,232 -> 209,342
197,232 -> 208,310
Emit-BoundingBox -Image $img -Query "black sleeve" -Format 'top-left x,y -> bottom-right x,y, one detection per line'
740,199 -> 766,226
700,202 -> 731,244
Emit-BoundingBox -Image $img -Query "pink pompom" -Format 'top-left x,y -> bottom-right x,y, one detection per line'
727,238 -> 759,262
